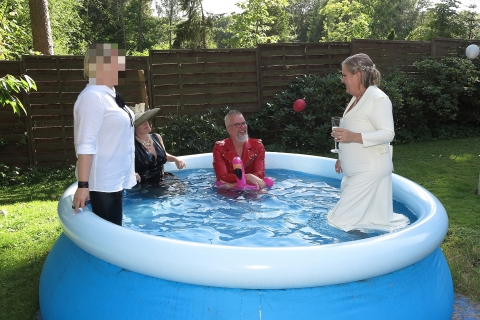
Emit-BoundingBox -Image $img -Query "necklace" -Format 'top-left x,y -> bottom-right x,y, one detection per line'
135,135 -> 154,150
346,92 -> 364,113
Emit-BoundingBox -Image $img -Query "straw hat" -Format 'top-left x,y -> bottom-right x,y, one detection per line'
132,103 -> 161,128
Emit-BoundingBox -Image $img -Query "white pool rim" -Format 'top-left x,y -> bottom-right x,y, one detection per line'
58,152 -> 448,289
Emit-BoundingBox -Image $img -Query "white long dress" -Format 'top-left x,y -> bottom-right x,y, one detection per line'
327,86 -> 409,232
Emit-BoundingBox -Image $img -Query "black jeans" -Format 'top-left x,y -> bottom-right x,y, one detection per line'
89,190 -> 123,226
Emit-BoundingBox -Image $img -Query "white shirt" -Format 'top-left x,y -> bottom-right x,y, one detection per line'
74,85 -> 136,192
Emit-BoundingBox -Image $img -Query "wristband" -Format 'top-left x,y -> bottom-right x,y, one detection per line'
78,181 -> 89,188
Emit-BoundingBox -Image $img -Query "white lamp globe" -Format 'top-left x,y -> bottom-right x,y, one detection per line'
466,44 -> 479,60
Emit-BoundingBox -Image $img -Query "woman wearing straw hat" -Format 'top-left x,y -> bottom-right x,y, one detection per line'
133,104 -> 186,185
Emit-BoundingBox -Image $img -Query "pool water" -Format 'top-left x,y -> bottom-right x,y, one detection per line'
122,169 -> 416,246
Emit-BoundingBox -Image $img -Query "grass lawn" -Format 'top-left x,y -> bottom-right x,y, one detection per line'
392,137 -> 480,303
0,168 -> 74,320
0,137 -> 479,319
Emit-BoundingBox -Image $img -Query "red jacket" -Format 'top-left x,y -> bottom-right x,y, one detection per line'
212,138 -> 265,183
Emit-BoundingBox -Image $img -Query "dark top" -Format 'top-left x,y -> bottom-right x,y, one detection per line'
135,134 -> 168,185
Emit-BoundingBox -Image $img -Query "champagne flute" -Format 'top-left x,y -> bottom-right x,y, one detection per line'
331,116 -> 342,153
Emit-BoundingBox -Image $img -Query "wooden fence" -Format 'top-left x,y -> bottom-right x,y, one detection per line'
0,38 -> 477,168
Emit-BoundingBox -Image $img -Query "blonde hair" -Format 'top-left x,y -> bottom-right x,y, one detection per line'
342,53 -> 381,87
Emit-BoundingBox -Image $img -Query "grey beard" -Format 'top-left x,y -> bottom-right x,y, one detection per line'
236,132 -> 248,143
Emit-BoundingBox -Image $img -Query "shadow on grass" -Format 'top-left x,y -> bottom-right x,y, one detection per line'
1,189 -> 61,205
0,182 -> 74,206
0,166 -> 75,206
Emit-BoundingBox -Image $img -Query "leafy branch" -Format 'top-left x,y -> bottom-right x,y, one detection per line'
0,74 -> 37,115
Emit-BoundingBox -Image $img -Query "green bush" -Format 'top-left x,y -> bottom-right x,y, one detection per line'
0,74 -> 37,115
154,107 -> 229,156
383,57 -> 480,143
413,57 -> 480,124
0,164 -> 75,187
248,74 -> 350,153
382,70 -> 423,129
249,56 -> 480,150
17,56 -> 466,159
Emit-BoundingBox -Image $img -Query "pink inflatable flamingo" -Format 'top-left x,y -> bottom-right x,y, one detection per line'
215,157 -> 274,190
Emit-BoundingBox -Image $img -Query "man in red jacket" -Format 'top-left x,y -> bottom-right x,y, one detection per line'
213,110 -> 266,189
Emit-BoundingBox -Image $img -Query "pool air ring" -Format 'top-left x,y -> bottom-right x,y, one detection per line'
215,156 -> 274,190
40,153 -> 454,320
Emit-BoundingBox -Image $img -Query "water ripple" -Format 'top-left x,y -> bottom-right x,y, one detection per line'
123,169 -> 416,247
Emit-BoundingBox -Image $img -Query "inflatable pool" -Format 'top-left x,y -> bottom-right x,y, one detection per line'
39,152 -> 454,319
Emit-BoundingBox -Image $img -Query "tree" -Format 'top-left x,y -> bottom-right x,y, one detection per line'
225,0 -> 288,48
266,1 -> 291,42
286,0 -> 318,42
156,0 -> 181,49
457,4 -> 480,40
173,0 -> 214,49
29,0 -> 54,54
48,0 -> 88,55
79,0 -> 123,45
76,0 -> 168,54
124,0 -> 169,53
306,0 -> 328,42
133,0 -> 153,52
407,0 -> 463,40
0,0 -> 35,60
428,0 -> 462,38
319,0 -> 370,41
212,14 -> 234,48
356,0 -> 424,40
393,0 -> 430,40
131,0 -> 168,52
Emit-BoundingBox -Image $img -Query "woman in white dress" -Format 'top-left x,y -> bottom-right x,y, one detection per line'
327,53 -> 409,232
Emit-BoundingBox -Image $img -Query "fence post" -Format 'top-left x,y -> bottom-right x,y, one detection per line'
431,38 -> 437,58
138,70 -> 149,110
147,51 -> 157,128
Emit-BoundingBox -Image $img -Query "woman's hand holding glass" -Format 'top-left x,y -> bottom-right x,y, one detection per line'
331,127 -> 349,143
331,127 -> 360,145
331,117 -> 343,153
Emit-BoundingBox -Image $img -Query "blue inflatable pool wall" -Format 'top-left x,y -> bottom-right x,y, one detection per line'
39,153 -> 454,319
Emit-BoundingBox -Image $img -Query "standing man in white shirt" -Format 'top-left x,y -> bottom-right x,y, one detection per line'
72,43 -> 136,225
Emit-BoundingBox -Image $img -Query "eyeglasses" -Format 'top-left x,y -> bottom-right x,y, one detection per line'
228,121 -> 247,128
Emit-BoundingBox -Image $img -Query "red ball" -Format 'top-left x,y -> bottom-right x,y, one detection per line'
293,99 -> 306,112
